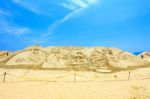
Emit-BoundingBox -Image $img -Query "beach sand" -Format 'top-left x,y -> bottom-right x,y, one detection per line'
0,67 -> 150,99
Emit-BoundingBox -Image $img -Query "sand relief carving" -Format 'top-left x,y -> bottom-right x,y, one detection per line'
120,54 -> 133,60
89,49 -> 108,67
106,50 -> 124,63
52,48 -> 64,59
68,51 -> 88,66
42,48 -> 67,68
60,48 -> 85,67
15,58 -> 27,62
28,48 -> 46,64
49,48 -> 61,66
1,46 -> 150,71
102,48 -> 113,55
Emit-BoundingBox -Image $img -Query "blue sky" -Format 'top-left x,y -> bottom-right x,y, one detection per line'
0,0 -> 150,52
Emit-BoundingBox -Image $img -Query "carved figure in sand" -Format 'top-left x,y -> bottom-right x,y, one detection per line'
102,48 -> 113,55
69,52 -> 88,65
29,46 -> 46,64
90,49 -> 108,67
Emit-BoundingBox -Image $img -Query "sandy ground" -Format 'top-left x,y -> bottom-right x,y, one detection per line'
0,68 -> 150,99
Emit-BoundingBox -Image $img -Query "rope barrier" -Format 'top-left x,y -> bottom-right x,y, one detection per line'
1,70 -> 150,82
16,64 -> 42,79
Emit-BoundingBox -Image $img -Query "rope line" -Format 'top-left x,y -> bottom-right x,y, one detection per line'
0,71 -> 150,82
17,64 -> 41,79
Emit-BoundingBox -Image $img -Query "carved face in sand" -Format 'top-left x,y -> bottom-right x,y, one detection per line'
102,48 -> 113,55
32,49 -> 40,55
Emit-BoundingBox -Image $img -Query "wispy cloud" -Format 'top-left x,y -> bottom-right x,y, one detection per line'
0,13 -> 31,35
61,0 -> 99,10
60,8 -> 84,23
71,0 -> 88,8
0,21 -> 31,35
60,2 -> 77,11
60,0 -> 99,23
48,0 -> 99,32
0,9 -> 11,16
13,0 -> 51,16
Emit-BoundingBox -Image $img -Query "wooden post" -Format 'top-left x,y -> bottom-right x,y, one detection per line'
74,73 -> 76,82
128,71 -> 131,80
3,72 -> 7,83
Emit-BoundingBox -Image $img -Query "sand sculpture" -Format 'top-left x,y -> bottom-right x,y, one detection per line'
139,52 -> 150,62
0,45 -> 149,73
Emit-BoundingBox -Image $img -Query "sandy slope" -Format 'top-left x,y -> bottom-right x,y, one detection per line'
0,68 -> 150,99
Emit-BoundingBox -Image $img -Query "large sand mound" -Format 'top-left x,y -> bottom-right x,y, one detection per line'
0,45 -> 149,72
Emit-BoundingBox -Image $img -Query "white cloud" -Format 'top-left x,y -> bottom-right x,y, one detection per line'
71,0 -> 88,8
49,0 -> 99,31
0,18 -> 31,35
13,0 -> 40,14
85,0 -> 98,4
1,25 -> 31,35
59,0 -> 99,22
60,0 -> 99,10
41,32 -> 53,39
60,3 -> 77,11
0,9 -> 10,16
13,0 -> 51,16
0,8 -> 32,36
60,8 -> 84,23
